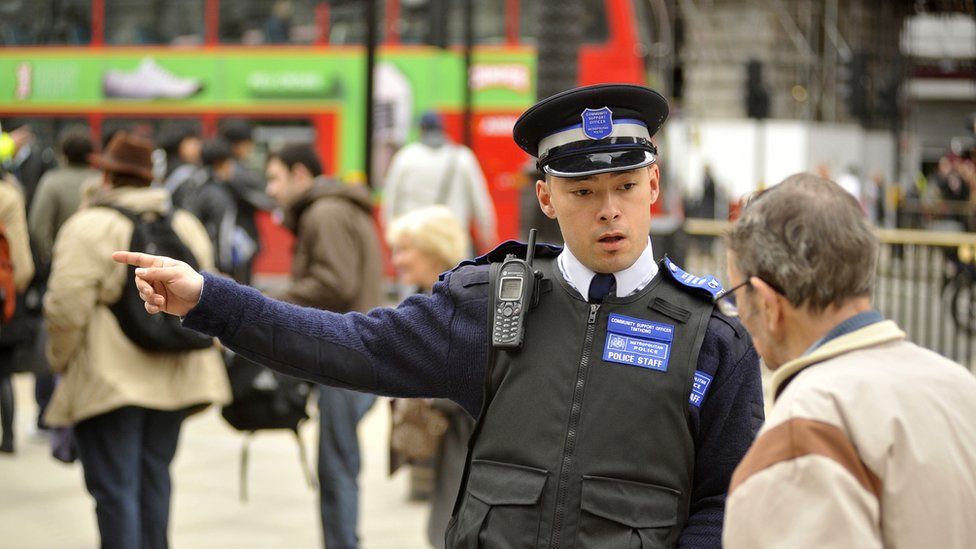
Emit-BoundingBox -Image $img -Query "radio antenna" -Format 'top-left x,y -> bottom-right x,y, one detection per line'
526,228 -> 538,267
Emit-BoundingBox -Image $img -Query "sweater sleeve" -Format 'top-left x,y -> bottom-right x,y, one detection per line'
679,314 -> 764,548
183,270 -> 489,416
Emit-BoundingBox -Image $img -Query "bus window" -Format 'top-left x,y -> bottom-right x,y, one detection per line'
0,117 -> 89,161
328,0 -> 386,45
0,0 -> 91,45
519,0 -> 608,44
398,0 -> 434,45
219,0 -> 320,44
105,0 -> 204,45
445,0 -> 507,45
251,120 -> 316,173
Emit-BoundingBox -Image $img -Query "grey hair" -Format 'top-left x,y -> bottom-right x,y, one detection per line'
725,172 -> 879,312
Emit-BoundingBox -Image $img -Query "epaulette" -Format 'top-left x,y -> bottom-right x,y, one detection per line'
450,240 -> 563,271
661,257 -> 724,300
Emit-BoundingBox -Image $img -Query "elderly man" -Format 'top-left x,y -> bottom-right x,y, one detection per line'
719,173 -> 976,548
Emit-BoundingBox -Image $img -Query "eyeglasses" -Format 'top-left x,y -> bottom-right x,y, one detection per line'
712,278 -> 752,317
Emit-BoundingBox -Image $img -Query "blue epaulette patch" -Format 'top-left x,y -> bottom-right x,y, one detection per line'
662,257 -> 724,300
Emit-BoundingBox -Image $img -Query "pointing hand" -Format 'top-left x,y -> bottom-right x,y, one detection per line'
111,251 -> 204,317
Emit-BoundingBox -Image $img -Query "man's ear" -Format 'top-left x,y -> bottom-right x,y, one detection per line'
751,277 -> 784,334
647,164 -> 660,204
293,163 -> 313,185
536,179 -> 557,219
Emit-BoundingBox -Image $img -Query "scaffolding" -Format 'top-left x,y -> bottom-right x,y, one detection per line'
672,0 -> 912,127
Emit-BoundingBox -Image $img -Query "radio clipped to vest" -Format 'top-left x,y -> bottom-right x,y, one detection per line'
491,229 -> 542,350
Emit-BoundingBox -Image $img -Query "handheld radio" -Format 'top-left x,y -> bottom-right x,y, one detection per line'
491,229 -> 539,350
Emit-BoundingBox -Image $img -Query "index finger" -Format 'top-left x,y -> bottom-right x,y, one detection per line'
112,251 -> 167,268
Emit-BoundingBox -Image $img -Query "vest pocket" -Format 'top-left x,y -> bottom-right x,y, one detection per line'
578,475 -> 680,549
448,459 -> 548,549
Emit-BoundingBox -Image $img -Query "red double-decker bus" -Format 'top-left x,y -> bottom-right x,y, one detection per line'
0,0 -> 659,273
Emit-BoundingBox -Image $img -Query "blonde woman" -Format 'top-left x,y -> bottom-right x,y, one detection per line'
386,205 -> 472,548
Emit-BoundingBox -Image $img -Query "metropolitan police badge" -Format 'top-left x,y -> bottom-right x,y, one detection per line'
581,107 -> 613,140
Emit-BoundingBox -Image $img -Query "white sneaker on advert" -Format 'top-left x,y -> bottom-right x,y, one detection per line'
103,58 -> 204,99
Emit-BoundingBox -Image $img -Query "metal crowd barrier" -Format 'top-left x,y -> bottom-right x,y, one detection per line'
681,218 -> 976,370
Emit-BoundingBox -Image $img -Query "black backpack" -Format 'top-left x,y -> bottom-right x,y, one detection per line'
221,351 -> 315,501
105,206 -> 214,352
221,351 -> 311,432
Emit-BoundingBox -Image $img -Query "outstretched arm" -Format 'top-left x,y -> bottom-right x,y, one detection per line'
112,252 -> 489,416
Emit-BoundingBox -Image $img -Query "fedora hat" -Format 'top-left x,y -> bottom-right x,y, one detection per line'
89,131 -> 155,182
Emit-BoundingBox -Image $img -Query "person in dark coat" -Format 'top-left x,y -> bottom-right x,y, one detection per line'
219,119 -> 274,285
176,138 -> 249,281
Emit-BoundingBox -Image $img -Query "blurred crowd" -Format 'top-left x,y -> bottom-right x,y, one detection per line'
905,147 -> 976,232
0,113 -> 495,548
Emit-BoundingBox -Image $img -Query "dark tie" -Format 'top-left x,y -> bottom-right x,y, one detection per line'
588,273 -> 617,303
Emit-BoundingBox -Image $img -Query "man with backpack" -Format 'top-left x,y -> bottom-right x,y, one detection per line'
220,119 -> 276,286
42,132 -> 230,548
175,138 -> 255,283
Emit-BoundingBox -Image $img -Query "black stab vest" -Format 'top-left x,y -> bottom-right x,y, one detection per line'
447,255 -> 713,549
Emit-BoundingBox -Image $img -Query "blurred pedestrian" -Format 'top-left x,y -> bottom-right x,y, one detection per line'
721,173 -> 976,548
28,125 -> 98,266
0,160 -> 35,453
178,138 -> 253,281
264,144 -> 383,549
27,125 -> 99,429
42,132 -> 229,548
385,205 -> 473,548
0,121 -> 57,208
220,119 -> 275,285
697,164 -> 718,219
263,0 -> 293,43
159,125 -> 202,203
382,111 -> 498,254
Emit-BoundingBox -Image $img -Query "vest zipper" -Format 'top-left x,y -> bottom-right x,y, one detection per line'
550,302 -> 600,548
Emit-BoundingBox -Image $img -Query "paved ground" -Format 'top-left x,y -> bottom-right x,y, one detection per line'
0,374 -> 432,548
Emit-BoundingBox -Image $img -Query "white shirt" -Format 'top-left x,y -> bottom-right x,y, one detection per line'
557,237 -> 659,302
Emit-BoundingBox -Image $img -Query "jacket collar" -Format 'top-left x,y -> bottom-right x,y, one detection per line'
771,320 -> 906,400
282,177 -> 372,233
90,185 -> 171,214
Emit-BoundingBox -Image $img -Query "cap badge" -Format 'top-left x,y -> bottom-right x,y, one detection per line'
581,107 -> 613,140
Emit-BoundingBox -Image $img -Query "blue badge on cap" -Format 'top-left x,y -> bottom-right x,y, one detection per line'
581,107 -> 614,140
689,370 -> 713,408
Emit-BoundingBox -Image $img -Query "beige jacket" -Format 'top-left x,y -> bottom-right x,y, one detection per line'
0,174 -> 35,291
44,186 -> 231,426
724,320 -> 976,548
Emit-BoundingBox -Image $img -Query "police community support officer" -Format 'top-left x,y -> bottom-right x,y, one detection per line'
115,84 -> 763,548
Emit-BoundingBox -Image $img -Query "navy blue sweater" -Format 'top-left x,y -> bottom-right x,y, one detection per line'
185,265 -> 763,548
